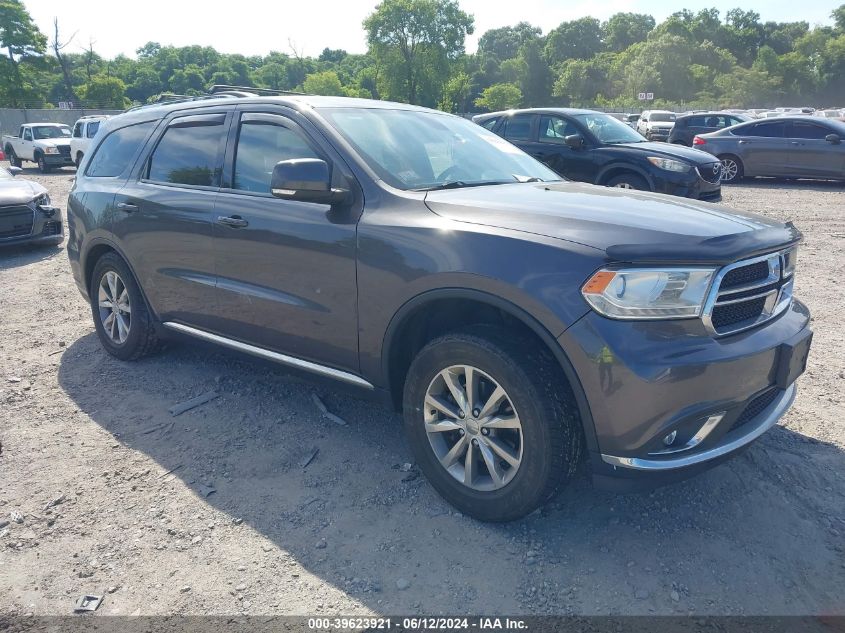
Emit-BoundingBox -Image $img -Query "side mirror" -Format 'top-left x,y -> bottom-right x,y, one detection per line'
8,166 -> 22,177
271,158 -> 351,205
825,133 -> 841,145
564,134 -> 585,149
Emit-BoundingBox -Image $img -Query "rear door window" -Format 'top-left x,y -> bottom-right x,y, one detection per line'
503,115 -> 534,141
86,120 -> 156,178
86,121 -> 101,138
147,114 -> 227,187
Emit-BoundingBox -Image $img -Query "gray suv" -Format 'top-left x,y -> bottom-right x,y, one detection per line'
67,96 -> 812,522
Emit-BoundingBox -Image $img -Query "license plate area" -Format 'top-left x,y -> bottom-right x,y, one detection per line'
775,329 -> 813,389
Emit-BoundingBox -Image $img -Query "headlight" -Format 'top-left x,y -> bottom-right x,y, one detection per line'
43,147 -> 59,155
35,193 -> 51,206
647,157 -> 691,172
582,268 -> 716,319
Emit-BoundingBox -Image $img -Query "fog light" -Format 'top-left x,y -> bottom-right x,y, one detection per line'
663,431 -> 678,446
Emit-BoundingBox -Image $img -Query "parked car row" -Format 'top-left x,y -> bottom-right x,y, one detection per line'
57,93 -> 812,521
1,115 -> 109,173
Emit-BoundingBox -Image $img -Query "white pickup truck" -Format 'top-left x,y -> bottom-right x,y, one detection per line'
2,123 -> 75,173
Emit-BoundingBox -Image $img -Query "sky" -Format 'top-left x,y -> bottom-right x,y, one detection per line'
23,0 -> 840,60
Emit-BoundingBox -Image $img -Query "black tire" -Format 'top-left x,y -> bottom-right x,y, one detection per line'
36,153 -> 51,174
718,154 -> 744,184
402,326 -> 582,522
90,252 -> 159,361
606,173 -> 650,191
75,152 -> 83,168
7,147 -> 22,168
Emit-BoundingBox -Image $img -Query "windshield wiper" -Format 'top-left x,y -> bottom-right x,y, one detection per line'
413,180 -> 512,192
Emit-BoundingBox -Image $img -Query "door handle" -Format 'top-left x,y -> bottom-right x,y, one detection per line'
217,215 -> 249,228
738,140 -> 751,144
116,202 -> 139,213
790,141 -> 801,146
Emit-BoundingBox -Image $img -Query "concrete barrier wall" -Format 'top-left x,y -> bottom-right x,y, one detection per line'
1,108 -> 124,136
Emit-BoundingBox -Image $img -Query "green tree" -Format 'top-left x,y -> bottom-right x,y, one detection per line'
833,5 -> 845,31
438,71 -> 471,112
603,13 -> 655,52
474,82 -> 521,111
518,38 -> 552,106
79,75 -> 129,108
364,0 -> 473,105
545,17 -> 603,63
477,22 -> 541,61
0,0 -> 47,106
302,70 -> 345,95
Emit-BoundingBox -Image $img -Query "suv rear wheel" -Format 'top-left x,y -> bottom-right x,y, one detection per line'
402,326 -> 581,522
90,253 -> 159,361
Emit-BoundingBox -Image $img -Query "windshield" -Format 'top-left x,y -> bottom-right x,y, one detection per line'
649,113 -> 676,122
574,113 -> 645,144
33,125 -> 71,140
318,108 -> 559,190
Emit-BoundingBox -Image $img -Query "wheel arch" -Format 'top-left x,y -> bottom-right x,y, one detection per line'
596,163 -> 654,189
82,238 -> 160,322
381,288 -> 599,454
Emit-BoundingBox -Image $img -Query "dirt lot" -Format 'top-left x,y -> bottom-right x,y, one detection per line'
1,166 -> 843,618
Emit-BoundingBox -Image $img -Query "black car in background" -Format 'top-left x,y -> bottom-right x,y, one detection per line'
668,112 -> 751,146
473,108 -> 722,201
693,116 -> 845,183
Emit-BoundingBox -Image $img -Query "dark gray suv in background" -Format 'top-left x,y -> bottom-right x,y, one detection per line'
67,96 -> 812,521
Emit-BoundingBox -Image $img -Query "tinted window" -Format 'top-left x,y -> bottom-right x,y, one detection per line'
73,122 -> 83,138
685,116 -> 706,127
86,121 -> 101,138
539,116 -> 578,143
503,115 -> 533,141
479,117 -> 499,130
787,121 -> 830,140
648,112 -> 675,122
148,119 -> 225,187
233,119 -> 320,193
741,121 -> 786,138
87,121 -> 156,178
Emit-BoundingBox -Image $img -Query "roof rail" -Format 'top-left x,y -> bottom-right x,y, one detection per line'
125,86 -> 307,113
208,84 -> 306,97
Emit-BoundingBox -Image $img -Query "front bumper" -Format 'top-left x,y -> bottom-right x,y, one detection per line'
0,204 -> 64,247
651,167 -> 721,202
559,298 -> 811,490
43,153 -> 74,166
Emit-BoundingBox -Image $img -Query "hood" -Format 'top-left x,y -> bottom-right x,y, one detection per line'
0,177 -> 46,205
37,138 -> 71,147
606,141 -> 717,165
648,121 -> 675,127
425,181 -> 799,265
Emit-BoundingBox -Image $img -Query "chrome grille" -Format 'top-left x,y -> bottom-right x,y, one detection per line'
697,163 -> 722,184
703,248 -> 796,336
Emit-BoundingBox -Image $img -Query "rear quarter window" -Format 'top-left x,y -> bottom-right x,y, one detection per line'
86,120 -> 157,178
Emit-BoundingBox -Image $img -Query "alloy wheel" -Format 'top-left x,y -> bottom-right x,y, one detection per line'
424,364 -> 523,491
97,270 -> 132,344
721,158 -> 739,181
612,182 -> 635,189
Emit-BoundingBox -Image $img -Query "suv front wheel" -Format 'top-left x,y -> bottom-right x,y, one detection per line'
403,326 -> 581,522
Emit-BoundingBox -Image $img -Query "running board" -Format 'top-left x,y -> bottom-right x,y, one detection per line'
162,322 -> 374,390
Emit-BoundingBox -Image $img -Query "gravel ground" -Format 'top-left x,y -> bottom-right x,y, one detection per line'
1,166 -> 843,617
